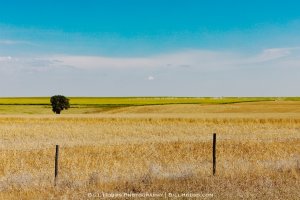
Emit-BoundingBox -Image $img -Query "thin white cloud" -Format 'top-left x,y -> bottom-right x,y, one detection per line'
53,50 -> 238,70
0,56 -> 12,61
53,47 -> 300,71
0,56 -> 72,75
147,76 -> 155,80
248,47 -> 300,63
0,39 -> 34,46
55,55 -> 157,69
1,47 -> 299,75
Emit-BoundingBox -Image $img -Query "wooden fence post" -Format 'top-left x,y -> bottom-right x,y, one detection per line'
213,133 -> 216,175
54,145 -> 59,186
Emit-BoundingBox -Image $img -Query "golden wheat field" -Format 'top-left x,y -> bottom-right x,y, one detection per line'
0,101 -> 300,199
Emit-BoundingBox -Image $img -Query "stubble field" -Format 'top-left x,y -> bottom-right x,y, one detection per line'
0,99 -> 299,199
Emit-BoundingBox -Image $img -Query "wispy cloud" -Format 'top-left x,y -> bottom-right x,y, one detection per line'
51,47 -> 300,71
248,47 -> 300,63
54,55 -> 156,69
0,56 -> 71,75
53,50 -> 235,70
147,76 -> 155,81
1,47 -> 299,73
0,56 -> 12,61
0,39 -> 35,46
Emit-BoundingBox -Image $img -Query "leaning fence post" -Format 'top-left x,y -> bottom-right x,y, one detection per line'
213,133 -> 216,175
54,145 -> 59,186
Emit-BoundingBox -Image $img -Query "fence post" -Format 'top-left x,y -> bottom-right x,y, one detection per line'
213,133 -> 216,175
54,145 -> 59,186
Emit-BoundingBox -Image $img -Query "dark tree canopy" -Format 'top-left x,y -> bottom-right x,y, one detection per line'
50,95 -> 70,114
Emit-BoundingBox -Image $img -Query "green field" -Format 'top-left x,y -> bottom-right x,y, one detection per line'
1,97 -> 300,105
0,97 -> 299,114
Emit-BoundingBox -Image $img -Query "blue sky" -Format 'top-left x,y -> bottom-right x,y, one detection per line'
0,0 -> 300,96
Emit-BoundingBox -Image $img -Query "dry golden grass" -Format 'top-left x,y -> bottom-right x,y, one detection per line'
0,101 -> 300,199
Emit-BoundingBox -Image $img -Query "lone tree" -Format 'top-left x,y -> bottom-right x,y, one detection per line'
50,95 -> 70,114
